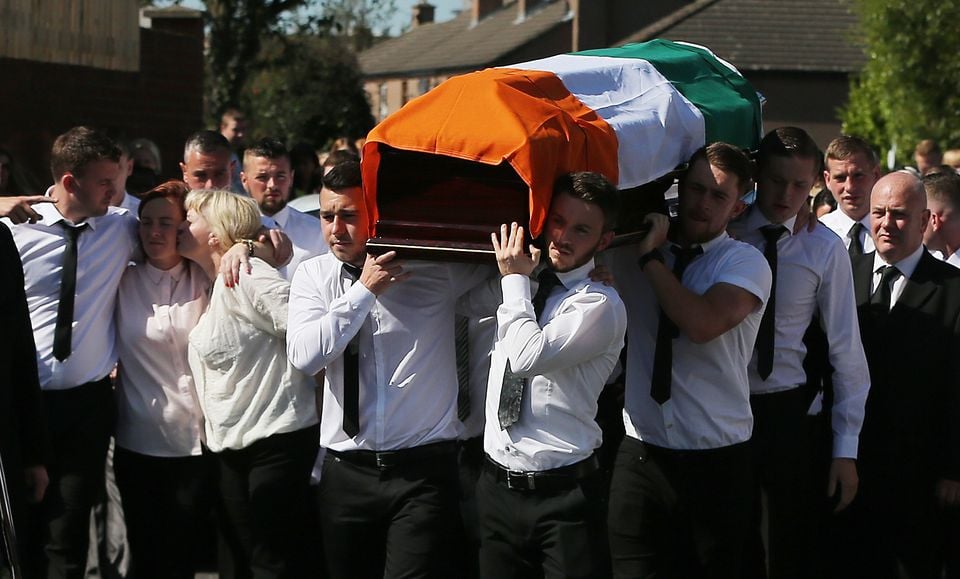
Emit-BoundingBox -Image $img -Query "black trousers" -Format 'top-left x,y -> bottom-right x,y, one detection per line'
457,437 -> 484,579
477,463 -> 607,579
744,387 -> 819,579
214,425 -> 320,579
317,442 -> 462,579
608,436 -> 754,579
25,378 -> 114,579
112,447 -> 215,579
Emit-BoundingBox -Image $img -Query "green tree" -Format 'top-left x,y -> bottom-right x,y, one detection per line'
247,35 -> 375,147
842,0 -> 960,164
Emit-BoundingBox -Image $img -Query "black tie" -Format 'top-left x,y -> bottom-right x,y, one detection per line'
847,222 -> 865,259
650,245 -> 703,404
341,263 -> 363,438
53,222 -> 87,361
455,315 -> 471,422
498,269 -> 563,429
870,265 -> 900,312
756,225 -> 786,380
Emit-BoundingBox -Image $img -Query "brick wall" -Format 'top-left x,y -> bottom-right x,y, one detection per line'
0,18 -> 204,192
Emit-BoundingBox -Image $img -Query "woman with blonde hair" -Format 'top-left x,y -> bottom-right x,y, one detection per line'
178,189 -> 319,579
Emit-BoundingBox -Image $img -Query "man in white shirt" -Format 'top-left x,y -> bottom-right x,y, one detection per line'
480,172 -> 626,578
286,160 -> 495,579
730,127 -> 870,579
922,171 -> 960,268
241,137 -> 327,280
1,127 -> 134,579
819,136 -> 882,259
838,172 -> 960,577
605,143 -> 772,578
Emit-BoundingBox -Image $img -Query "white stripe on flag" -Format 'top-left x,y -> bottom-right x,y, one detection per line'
504,54 -> 705,189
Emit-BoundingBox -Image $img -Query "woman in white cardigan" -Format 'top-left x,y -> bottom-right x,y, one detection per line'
178,189 -> 319,579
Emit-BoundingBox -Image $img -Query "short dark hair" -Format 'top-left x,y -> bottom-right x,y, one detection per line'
758,126 -> 822,175
138,179 -> 189,220
322,148 -> 360,169
50,126 -> 122,181
923,171 -> 960,211
825,135 -> 879,168
322,160 -> 362,191
243,137 -> 289,166
552,172 -> 620,231
684,142 -> 755,196
183,130 -> 231,160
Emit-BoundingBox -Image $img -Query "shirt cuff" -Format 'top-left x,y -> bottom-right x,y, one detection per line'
345,277 -> 376,311
500,273 -> 532,304
832,434 -> 859,459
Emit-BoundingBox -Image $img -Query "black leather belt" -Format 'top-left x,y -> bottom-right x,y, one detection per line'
483,454 -> 600,492
328,440 -> 457,470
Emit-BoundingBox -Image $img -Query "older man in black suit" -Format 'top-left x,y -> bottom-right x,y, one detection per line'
839,171 -> 960,578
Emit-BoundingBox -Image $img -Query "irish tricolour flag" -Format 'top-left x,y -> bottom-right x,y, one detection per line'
362,39 -> 763,237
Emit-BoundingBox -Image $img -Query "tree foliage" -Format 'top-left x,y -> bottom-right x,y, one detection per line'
842,0 -> 960,164
246,35 -> 375,147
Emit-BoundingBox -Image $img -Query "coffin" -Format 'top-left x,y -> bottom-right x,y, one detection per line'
361,39 -> 763,262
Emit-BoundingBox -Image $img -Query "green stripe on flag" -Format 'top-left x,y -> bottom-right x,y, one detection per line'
576,39 -> 762,151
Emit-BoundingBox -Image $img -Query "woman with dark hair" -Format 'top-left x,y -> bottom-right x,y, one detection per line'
112,180 -> 213,579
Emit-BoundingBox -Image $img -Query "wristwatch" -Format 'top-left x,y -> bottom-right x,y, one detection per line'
637,249 -> 664,271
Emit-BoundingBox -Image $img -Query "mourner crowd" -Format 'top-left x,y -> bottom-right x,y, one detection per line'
2,113 -> 960,579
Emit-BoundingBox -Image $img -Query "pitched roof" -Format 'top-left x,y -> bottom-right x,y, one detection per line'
359,0 -> 571,77
619,0 -> 866,73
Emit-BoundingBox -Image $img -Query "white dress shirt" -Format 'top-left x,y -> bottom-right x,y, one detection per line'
115,260 -> 209,457
3,198 -> 138,390
261,205 -> 327,281
461,316 -> 496,440
287,253 -> 497,452
188,258 -> 318,452
731,208 -> 870,458
484,259 -> 627,472
820,209 -> 875,255
871,244 -> 925,310
118,191 -> 141,216
604,232 -> 772,450
932,248 -> 960,269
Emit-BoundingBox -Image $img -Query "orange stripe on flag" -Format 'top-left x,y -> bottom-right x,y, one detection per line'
362,67 -> 619,238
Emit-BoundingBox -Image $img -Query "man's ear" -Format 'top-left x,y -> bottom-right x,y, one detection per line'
62,172 -> 79,194
179,162 -> 188,180
731,199 -> 748,220
596,230 -> 615,253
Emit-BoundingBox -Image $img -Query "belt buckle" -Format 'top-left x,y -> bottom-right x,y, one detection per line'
375,451 -> 396,469
504,470 -> 535,491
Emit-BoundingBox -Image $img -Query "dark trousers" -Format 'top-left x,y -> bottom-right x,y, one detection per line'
477,463 -> 607,579
113,447 -> 215,579
457,437 -> 484,579
744,388 -> 818,579
214,425 -> 320,579
317,443 -> 462,579
26,378 -> 114,579
608,436 -> 754,579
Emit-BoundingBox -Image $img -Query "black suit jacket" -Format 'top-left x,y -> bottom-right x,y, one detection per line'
853,249 -> 960,487
0,222 -> 47,508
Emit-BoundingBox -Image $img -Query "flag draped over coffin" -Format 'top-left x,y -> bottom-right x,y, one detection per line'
362,38 -> 763,238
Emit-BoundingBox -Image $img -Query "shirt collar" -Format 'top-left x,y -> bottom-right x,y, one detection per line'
553,257 -> 594,289
268,205 -> 290,228
872,244 -> 925,279
668,230 -> 729,255
39,185 -> 102,230
144,259 -> 186,285
744,205 -> 796,236
832,208 -> 871,231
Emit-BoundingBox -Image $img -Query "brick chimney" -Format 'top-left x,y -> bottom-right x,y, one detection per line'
472,0 -> 502,25
411,2 -> 436,28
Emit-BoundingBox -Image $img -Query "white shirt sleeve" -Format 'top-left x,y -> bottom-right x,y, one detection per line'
497,273 -> 625,376
817,237 -> 871,458
286,259 -> 376,376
